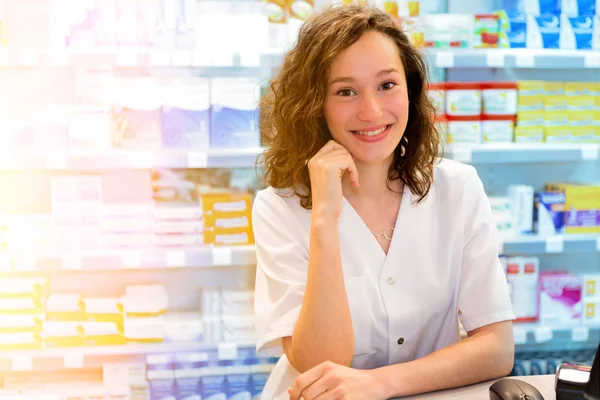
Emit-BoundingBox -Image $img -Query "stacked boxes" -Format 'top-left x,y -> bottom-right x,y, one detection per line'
200,193 -> 254,246
0,278 -> 46,350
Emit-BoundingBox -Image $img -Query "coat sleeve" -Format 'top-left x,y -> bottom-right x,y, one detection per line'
457,169 -> 515,332
252,190 -> 309,357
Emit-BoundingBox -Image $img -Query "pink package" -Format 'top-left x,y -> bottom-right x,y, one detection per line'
538,271 -> 583,324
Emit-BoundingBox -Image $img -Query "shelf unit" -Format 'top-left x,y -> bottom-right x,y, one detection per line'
0,341 -> 257,372
0,148 -> 264,170
427,49 -> 600,69
502,235 -> 600,255
0,246 -> 257,273
0,144 -> 597,171
3,47 -> 600,70
513,323 -> 600,352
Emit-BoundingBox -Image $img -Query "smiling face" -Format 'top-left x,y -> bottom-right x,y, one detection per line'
323,31 -> 410,165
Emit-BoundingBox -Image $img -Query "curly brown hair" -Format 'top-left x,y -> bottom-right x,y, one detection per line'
259,5 -> 441,209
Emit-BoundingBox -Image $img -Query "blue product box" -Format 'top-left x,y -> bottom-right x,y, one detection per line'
161,108 -> 210,149
533,191 -> 566,234
175,353 -> 207,400
226,366 -> 252,400
209,78 -> 260,149
561,15 -> 599,49
527,14 -> 562,48
524,0 -> 561,14
200,366 -> 228,400
147,354 -> 176,400
561,0 -> 597,15
499,11 -> 528,47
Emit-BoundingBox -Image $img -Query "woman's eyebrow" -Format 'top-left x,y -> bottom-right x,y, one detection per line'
329,68 -> 399,85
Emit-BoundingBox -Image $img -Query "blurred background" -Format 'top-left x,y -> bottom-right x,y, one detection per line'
0,0 -> 598,398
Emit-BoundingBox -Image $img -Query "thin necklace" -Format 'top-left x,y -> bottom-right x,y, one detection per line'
374,226 -> 395,243
372,210 -> 399,242
372,186 -> 403,243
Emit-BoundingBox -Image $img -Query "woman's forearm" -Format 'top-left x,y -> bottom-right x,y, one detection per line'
287,215 -> 355,373
373,321 -> 515,398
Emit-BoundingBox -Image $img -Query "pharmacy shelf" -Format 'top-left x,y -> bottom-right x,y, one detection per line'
3,144 -> 598,171
427,48 -> 600,69
0,47 -> 284,70
5,48 -> 600,70
513,323 -> 600,352
0,245 -> 257,273
501,234 -> 600,255
0,341 -> 257,372
0,148 -> 264,170
445,143 -> 600,164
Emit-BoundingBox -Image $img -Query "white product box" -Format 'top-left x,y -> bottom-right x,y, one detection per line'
447,120 -> 482,144
482,119 -> 515,143
506,256 -> 539,322
508,185 -> 535,234
124,316 -> 165,341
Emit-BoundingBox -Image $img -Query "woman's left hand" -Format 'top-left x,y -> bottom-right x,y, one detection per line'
288,361 -> 388,400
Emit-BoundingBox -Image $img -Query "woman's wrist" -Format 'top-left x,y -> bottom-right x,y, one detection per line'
369,364 -> 410,399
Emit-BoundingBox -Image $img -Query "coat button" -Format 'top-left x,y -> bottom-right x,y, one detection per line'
387,277 -> 396,285
397,337 -> 405,345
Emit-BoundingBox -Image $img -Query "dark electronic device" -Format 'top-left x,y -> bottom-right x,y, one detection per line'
489,378 -> 545,400
555,341 -> 600,400
584,341 -> 600,400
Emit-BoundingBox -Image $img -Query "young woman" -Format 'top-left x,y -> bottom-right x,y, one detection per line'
252,5 -> 515,399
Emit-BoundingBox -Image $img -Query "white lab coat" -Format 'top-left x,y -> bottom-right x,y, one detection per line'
252,159 -> 515,399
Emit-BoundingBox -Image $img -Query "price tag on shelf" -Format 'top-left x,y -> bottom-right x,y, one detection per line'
240,52 -> 261,67
12,356 -> 32,371
435,52 -> 455,68
14,256 -> 36,272
17,50 -> 39,66
534,326 -> 553,343
166,251 -> 185,267
513,326 -> 527,345
486,52 -> 505,68
172,51 -> 193,67
62,255 -> 82,270
572,326 -> 590,343
187,153 -> 208,168
131,152 -> 153,169
150,50 -> 171,67
584,53 -> 600,68
212,247 -> 233,266
581,144 -> 599,161
116,50 -> 137,66
46,153 -> 67,169
218,342 -> 238,360
122,252 -> 142,269
545,236 -> 564,253
48,51 -> 69,66
64,353 -> 84,369
451,147 -> 472,163
515,53 -> 535,68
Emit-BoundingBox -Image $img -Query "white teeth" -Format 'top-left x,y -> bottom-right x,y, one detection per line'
354,126 -> 387,136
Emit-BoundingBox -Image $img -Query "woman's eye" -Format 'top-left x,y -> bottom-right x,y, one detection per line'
380,82 -> 396,90
337,89 -> 355,97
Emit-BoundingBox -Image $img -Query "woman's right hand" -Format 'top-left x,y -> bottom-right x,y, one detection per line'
307,140 -> 359,219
